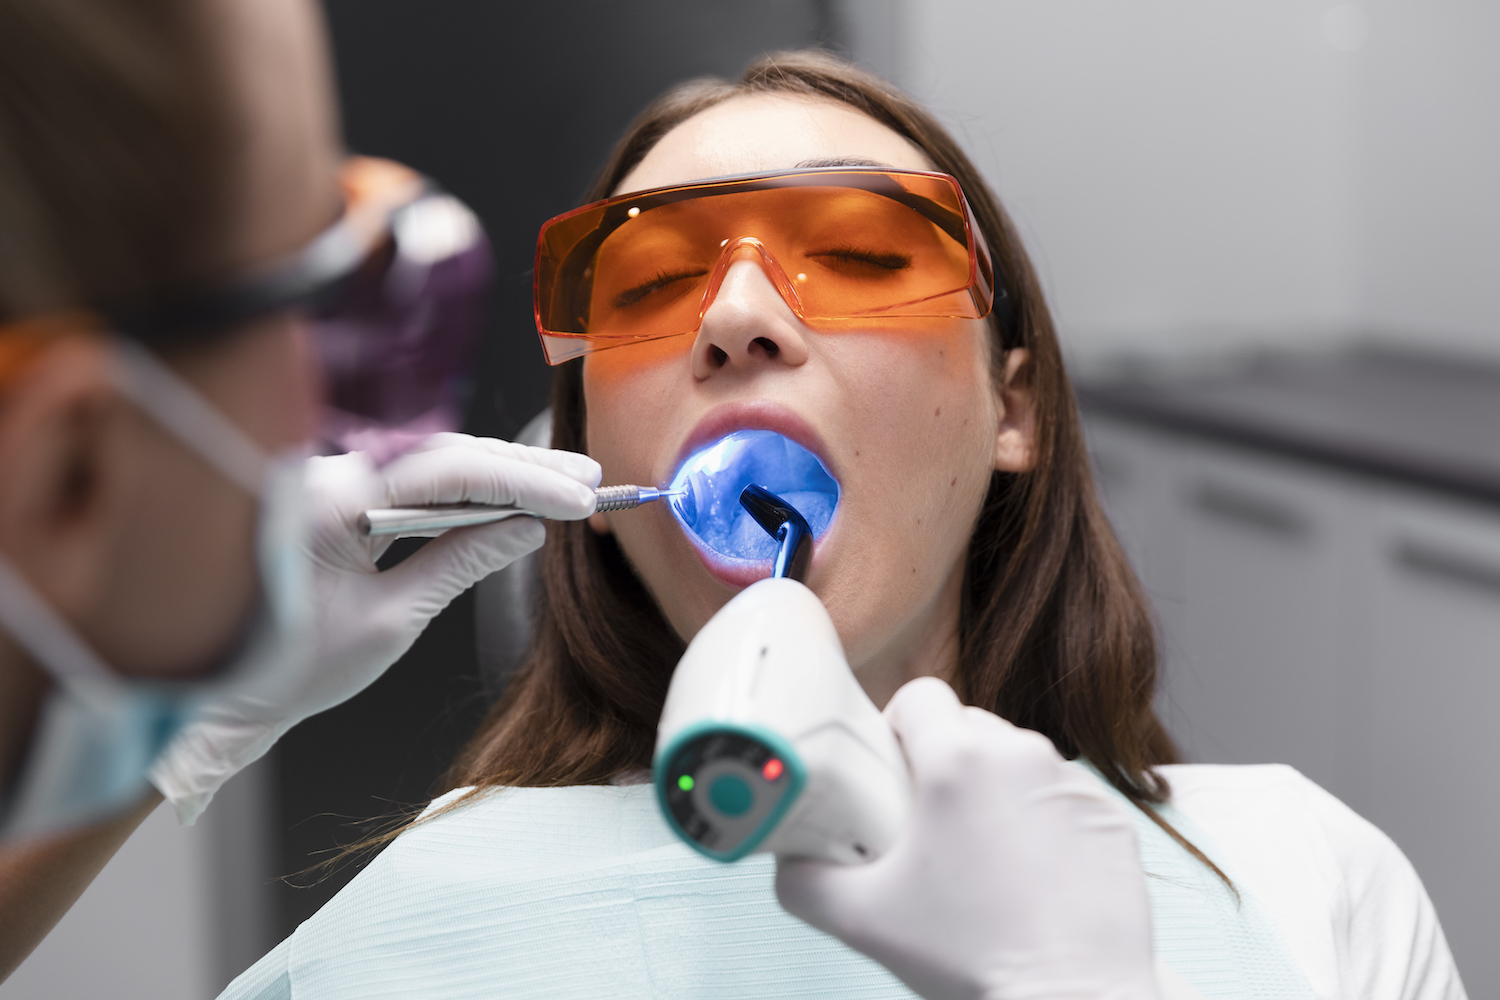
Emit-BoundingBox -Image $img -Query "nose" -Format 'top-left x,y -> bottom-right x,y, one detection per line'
691,257 -> 810,380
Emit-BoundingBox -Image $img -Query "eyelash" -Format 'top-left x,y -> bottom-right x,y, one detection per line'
609,244 -> 909,309
808,247 -> 912,270
613,268 -> 708,308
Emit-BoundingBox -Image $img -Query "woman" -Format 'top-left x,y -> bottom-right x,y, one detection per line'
224,51 -> 1463,999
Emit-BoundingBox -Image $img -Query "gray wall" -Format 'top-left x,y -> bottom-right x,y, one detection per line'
862,0 -> 1500,364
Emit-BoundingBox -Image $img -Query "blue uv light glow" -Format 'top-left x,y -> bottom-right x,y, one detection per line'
669,430 -> 839,562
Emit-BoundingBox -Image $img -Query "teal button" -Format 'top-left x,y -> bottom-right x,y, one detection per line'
709,774 -> 754,816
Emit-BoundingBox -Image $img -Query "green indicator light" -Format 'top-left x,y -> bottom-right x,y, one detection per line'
677,774 -> 695,792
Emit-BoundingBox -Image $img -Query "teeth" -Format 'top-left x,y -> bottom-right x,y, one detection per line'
668,430 -> 839,562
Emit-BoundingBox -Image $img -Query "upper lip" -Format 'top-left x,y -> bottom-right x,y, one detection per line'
672,400 -> 837,482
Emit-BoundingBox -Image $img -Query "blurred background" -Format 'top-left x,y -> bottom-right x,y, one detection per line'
5,1 -> 1495,997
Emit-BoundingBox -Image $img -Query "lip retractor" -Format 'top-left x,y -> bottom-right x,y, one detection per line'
668,430 -> 838,565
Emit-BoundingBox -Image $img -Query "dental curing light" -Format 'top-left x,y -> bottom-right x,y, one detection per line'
738,484 -> 812,582
654,486 -> 910,864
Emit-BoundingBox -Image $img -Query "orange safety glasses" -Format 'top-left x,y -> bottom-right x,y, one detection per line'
533,168 -> 999,365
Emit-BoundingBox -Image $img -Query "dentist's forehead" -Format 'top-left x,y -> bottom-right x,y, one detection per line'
615,93 -> 935,196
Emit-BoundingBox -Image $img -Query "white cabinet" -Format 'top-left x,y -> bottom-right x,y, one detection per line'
1359,493 -> 1500,981
1086,421 -> 1365,791
1085,414 -> 1500,995
0,752 -> 279,998
1164,445 -> 1358,792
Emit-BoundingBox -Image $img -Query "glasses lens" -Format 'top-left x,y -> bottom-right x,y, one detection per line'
535,170 -> 982,365
586,198 -> 717,343
313,191 -> 493,463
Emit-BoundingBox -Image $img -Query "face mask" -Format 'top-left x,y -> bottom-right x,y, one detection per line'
0,339 -> 313,839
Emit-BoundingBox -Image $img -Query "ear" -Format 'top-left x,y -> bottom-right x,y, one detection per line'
992,347 -> 1036,473
0,338 -> 130,614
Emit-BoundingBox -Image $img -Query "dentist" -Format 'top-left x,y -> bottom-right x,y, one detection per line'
0,0 -> 599,975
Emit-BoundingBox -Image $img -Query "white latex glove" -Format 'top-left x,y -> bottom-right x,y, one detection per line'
150,433 -> 600,824
775,677 -> 1159,1000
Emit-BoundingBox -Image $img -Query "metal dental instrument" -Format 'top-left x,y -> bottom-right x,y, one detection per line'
359,485 -> 680,537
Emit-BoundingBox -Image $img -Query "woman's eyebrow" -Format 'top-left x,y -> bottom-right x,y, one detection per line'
795,156 -> 895,169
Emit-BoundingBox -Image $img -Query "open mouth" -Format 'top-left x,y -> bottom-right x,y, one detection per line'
668,430 -> 840,563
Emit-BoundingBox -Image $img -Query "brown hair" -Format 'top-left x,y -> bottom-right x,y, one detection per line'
0,0 -> 233,326
448,50 -> 1223,881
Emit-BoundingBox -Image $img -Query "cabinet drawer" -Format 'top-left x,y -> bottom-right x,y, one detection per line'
1360,492 -> 1500,988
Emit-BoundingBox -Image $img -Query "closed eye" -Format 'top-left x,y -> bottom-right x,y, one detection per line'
807,247 -> 912,271
611,268 -> 708,309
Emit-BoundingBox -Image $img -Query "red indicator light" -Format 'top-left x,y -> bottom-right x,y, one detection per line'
762,758 -> 784,782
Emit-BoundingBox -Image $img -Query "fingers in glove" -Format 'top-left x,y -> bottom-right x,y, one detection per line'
379,445 -> 598,519
778,855 -> 974,1000
883,676 -> 964,747
373,515 -> 546,621
774,856 -> 875,939
887,676 -> 1066,802
405,433 -> 601,488
883,677 -> 973,789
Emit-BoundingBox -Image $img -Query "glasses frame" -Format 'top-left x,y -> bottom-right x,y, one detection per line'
97,158 -> 433,346
0,201 -> 379,381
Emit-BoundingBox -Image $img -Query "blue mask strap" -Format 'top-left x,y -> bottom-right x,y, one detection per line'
738,484 -> 813,583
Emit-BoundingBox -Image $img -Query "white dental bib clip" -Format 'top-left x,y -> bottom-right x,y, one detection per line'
653,486 -> 911,864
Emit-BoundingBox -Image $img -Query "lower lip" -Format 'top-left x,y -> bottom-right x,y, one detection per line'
683,539 -> 782,589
